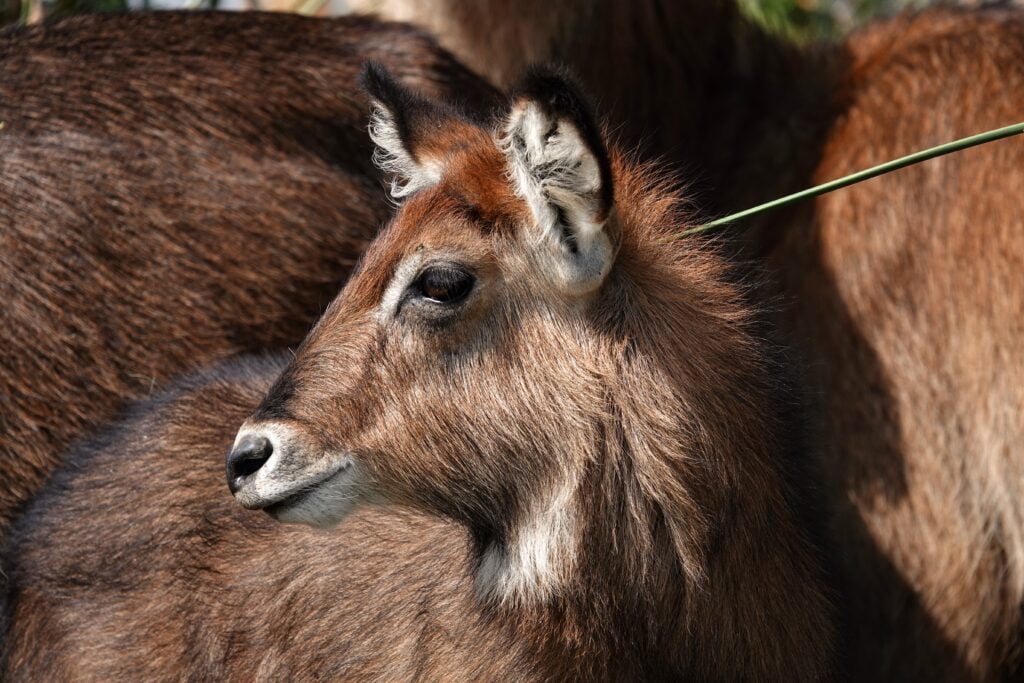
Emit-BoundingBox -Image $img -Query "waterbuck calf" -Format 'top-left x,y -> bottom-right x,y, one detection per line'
354,3 -> 1024,678
0,11 -> 495,540
3,69 -> 836,680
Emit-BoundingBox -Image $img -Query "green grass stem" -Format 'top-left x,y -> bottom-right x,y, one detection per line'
685,121 -> 1024,236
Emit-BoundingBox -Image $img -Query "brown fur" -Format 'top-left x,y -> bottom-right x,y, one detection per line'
0,11 -> 497,539
777,13 -> 1024,680
2,78 -> 836,680
354,2 -> 1024,679
2,356 -> 542,680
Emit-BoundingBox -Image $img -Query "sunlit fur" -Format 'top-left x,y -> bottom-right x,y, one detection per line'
2,73 -> 836,679
369,103 -> 444,197
352,1 -> 1024,678
0,11 -> 497,547
222,71 -> 837,678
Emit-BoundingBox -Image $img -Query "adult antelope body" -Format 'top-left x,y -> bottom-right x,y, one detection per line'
0,12 -> 495,541
2,69 -> 836,680
357,2 -> 1024,678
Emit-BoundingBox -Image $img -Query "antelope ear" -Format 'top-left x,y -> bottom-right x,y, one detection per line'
500,68 -> 615,296
361,63 -> 445,198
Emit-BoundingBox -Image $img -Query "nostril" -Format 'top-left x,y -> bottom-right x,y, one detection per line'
226,435 -> 274,493
234,451 -> 267,478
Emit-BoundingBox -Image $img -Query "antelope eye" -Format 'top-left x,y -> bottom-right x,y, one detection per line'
413,265 -> 475,304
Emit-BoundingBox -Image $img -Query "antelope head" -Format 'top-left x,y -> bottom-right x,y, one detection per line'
226,65 -> 773,609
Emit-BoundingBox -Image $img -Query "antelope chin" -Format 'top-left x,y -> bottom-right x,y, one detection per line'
263,457 -> 366,528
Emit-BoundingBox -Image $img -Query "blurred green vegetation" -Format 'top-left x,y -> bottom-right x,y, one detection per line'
738,0 -> 930,41
1,0 -> 934,38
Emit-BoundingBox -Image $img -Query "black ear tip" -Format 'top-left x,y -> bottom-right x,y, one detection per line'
515,65 -> 588,113
359,61 -> 397,101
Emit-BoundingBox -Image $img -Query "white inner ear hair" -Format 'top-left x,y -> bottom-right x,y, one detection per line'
475,477 -> 580,606
498,101 -> 613,296
497,101 -> 604,244
368,104 -> 442,198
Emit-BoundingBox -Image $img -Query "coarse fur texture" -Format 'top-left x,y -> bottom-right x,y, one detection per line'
3,356 -> 541,680
5,4 -> 1023,679
774,12 -> 1024,680
351,2 -> 1024,678
0,11 -> 497,541
2,72 -> 836,681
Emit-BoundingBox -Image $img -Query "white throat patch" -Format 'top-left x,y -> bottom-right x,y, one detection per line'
475,478 -> 580,605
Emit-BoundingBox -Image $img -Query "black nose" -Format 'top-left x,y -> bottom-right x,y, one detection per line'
226,435 -> 273,494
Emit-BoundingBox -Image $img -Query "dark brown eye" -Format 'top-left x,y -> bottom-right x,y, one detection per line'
413,265 -> 474,304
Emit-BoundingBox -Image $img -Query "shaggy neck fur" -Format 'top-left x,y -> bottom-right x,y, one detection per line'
470,158 -> 837,680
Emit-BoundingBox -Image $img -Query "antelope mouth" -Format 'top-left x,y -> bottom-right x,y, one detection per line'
261,460 -> 353,516
257,457 -> 363,527
252,458 -> 352,510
